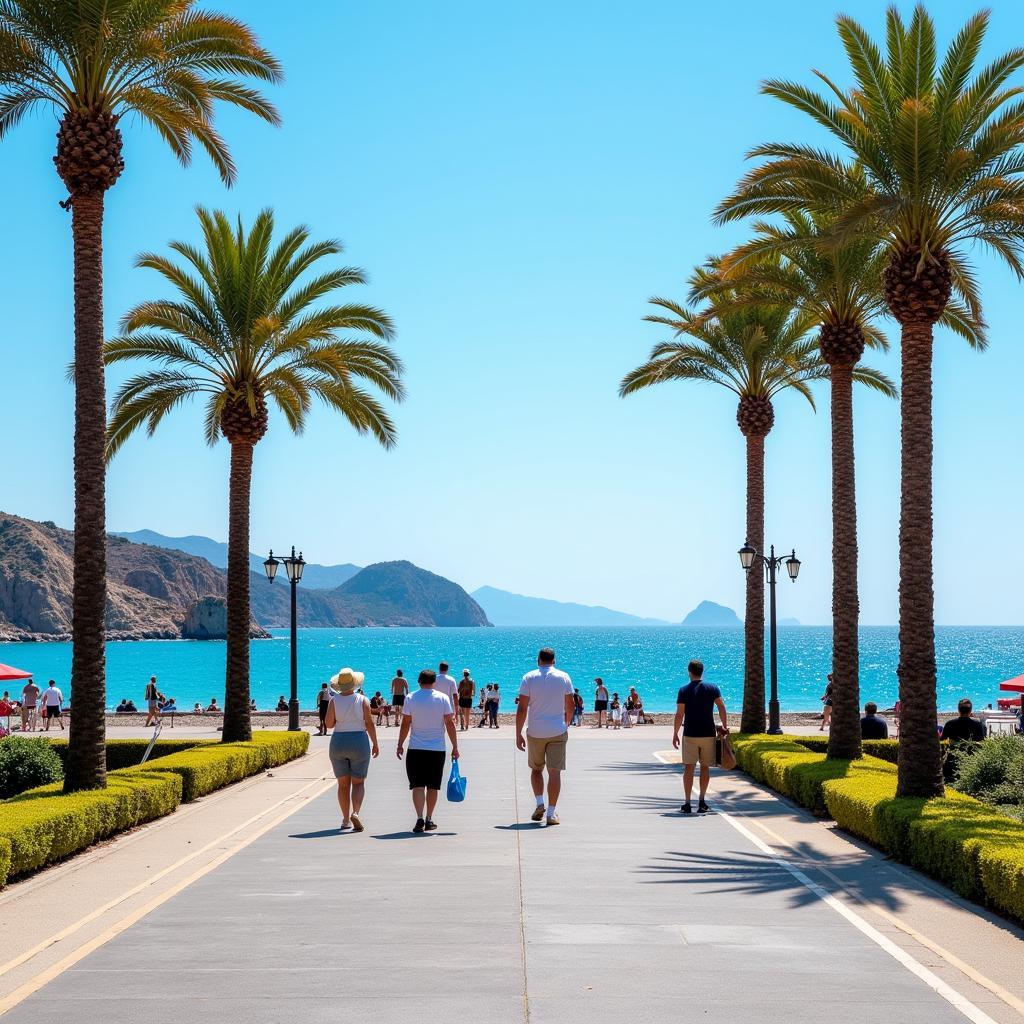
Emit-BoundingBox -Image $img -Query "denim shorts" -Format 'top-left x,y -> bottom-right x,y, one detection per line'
329,730 -> 371,779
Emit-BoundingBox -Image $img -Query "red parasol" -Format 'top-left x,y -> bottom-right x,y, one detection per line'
998,674 -> 1024,694
0,663 -> 32,681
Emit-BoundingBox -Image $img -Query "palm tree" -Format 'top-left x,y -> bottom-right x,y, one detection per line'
0,1 -> 281,791
694,215 -> 906,760
622,270 -> 890,734
714,6 -> 1019,796
104,208 -> 403,743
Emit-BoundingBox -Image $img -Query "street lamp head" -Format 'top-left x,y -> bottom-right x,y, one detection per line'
283,546 -> 306,584
785,549 -> 801,582
738,542 -> 757,571
263,550 -> 279,582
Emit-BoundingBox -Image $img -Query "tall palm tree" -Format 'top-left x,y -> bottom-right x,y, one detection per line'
713,6 -> 1019,796
696,215 -> 911,759
622,270 -> 892,734
0,1 -> 281,790
105,208 -> 403,743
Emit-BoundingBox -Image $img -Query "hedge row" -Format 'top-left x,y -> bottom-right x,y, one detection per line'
733,734 -> 1024,923
779,734 -> 902,764
46,737 -> 215,771
0,731 -> 310,888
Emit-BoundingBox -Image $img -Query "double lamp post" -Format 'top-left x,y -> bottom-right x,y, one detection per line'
738,542 -> 801,735
263,546 -> 306,732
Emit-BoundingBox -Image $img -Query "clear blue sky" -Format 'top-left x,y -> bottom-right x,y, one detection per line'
3,1 -> 1021,624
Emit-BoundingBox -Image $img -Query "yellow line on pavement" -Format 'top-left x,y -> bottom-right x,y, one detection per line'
0,776 -> 333,1016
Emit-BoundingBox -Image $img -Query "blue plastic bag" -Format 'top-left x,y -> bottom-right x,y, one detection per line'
446,758 -> 467,802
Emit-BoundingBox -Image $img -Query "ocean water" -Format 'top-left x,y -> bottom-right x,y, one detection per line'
1,625 -> 1021,713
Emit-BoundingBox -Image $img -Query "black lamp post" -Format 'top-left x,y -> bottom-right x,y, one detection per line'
264,546 -> 306,732
739,542 -> 801,735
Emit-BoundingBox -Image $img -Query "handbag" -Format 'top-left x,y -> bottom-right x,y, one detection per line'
716,734 -> 737,770
446,758 -> 467,802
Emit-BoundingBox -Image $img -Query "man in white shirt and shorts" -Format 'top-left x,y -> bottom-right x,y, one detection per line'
40,681 -> 65,732
435,662 -> 459,712
516,648 -> 574,826
397,669 -> 460,833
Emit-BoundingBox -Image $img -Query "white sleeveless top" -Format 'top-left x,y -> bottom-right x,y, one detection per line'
331,692 -> 369,733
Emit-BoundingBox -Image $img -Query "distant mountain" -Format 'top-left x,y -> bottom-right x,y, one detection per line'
681,601 -> 742,628
0,514 -> 490,638
778,617 -> 802,627
472,586 -> 668,627
112,529 -> 361,590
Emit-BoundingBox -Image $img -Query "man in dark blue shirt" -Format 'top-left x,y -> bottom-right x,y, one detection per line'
859,702 -> 889,740
673,660 -> 728,814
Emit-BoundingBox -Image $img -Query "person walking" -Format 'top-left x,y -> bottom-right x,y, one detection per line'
397,669 -> 459,833
316,682 -> 331,736
40,680 -> 65,732
517,648 -> 574,826
819,675 -> 834,731
594,678 -> 609,728
391,669 -> 409,719
672,660 -> 728,814
325,667 -> 379,832
477,686 -> 490,727
144,676 -> 161,727
571,689 -> 584,727
20,678 -> 39,733
435,662 -> 459,712
457,669 -> 475,731
488,684 -> 501,728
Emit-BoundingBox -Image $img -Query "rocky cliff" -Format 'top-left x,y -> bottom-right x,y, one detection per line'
0,513 -> 491,638
182,597 -> 270,640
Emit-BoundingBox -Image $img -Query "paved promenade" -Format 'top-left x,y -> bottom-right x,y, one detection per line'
2,729 -> 1022,1023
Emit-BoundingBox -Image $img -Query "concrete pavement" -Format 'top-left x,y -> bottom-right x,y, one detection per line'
1,727 -> 1021,1023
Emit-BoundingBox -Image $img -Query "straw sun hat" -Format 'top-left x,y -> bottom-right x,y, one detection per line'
329,667 -> 365,695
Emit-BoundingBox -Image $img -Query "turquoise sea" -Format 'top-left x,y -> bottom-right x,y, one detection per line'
1,626 -> 1021,713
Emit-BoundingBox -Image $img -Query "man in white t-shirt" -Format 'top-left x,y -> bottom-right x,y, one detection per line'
435,662 -> 459,711
397,669 -> 460,833
40,681 -> 65,732
516,648 -> 574,826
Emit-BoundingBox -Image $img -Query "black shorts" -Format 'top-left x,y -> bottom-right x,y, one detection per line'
393,693 -> 406,708
45,706 -> 60,718
458,697 -> 473,709
595,700 -> 608,712
406,748 -> 446,790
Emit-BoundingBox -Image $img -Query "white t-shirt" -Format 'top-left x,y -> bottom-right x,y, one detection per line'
42,686 -> 63,708
330,692 -> 369,733
519,666 -> 573,739
596,685 -> 609,701
435,673 -> 458,706
404,688 -> 453,752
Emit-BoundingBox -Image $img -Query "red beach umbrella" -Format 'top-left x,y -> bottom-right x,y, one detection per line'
0,663 -> 32,681
998,674 -> 1024,694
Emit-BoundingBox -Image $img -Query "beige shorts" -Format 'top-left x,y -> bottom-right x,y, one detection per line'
527,733 -> 567,772
681,735 -> 716,766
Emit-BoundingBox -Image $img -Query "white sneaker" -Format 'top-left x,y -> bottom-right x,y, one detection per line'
546,812 -> 560,826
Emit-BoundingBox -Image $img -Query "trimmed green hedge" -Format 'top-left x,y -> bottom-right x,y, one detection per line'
733,734 -> 1024,923
781,734 -> 902,765
0,731 -> 310,887
46,738 -> 214,771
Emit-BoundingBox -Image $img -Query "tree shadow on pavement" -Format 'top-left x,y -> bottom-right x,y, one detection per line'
594,761 -> 681,776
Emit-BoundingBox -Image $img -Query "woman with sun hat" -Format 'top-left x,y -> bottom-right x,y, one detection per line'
325,667 -> 379,831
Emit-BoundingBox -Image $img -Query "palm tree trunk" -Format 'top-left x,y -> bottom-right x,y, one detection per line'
222,440 -> 254,743
64,193 -> 108,793
827,364 -> 862,760
741,432 -> 766,734
896,323 -> 943,796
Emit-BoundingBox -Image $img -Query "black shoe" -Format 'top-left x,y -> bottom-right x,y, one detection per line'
413,818 -> 425,833
698,800 -> 710,814
681,803 -> 692,814
424,819 -> 438,832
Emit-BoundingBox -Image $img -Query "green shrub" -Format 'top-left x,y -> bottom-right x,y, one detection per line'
952,734 -> 1024,810
0,738 -> 64,798
0,730 -> 309,887
732,733 -> 1024,923
45,737 -> 213,770
788,735 -> 901,764
0,770 -> 182,885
